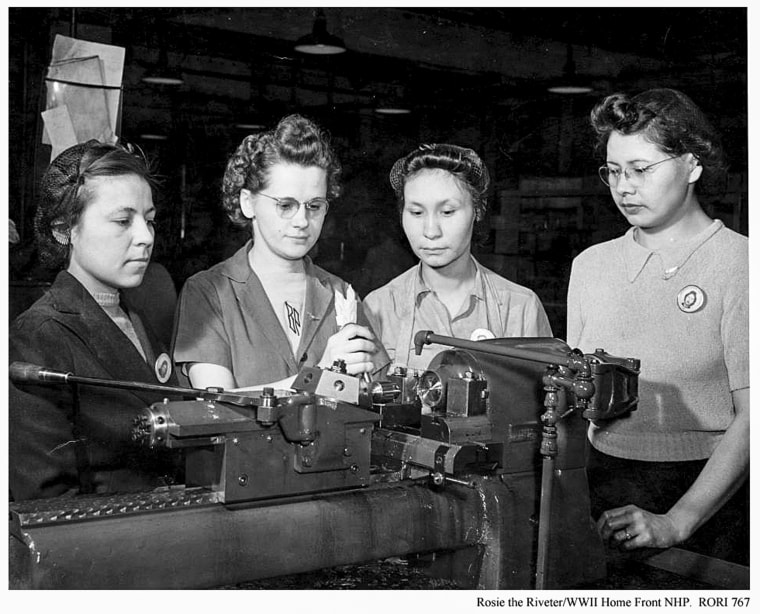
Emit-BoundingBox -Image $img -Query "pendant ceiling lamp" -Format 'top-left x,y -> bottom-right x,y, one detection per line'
294,9 -> 347,55
142,45 -> 184,86
374,84 -> 412,115
547,43 -> 592,95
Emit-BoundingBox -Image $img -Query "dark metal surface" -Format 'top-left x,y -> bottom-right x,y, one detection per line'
8,339 -> 638,590
9,469 -> 605,590
10,486 -> 220,527
10,480 -> 483,589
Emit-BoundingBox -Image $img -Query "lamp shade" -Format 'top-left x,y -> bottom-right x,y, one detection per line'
142,46 -> 184,86
374,90 -> 412,115
142,70 -> 184,86
235,121 -> 267,131
374,105 -> 412,115
295,10 -> 346,55
547,44 -> 592,95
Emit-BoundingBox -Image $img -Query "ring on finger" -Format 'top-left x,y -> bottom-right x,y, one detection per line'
624,531 -> 633,541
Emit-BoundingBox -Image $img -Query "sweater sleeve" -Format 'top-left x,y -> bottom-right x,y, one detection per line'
721,249 -> 749,392
566,255 -> 587,349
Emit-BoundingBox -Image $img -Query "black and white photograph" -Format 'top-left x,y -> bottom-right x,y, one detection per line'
3,3 -> 752,606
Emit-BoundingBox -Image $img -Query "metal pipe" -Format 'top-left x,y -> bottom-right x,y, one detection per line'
9,361 -> 257,406
535,455 -> 555,589
10,482 -> 486,589
413,330 -> 570,366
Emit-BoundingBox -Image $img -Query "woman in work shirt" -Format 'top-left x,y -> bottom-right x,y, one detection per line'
364,143 -> 552,373
173,114 -> 388,389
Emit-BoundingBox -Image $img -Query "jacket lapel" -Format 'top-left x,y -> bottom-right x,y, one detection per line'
49,272 -> 164,406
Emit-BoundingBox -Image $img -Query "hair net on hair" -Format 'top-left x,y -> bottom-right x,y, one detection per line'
389,143 -> 490,197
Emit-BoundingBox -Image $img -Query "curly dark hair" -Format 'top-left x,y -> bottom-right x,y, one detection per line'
389,143 -> 490,221
590,88 -> 727,193
35,139 -> 157,269
221,114 -> 342,227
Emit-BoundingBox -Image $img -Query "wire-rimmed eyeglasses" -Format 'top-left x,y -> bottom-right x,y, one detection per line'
598,155 -> 681,187
258,192 -> 330,219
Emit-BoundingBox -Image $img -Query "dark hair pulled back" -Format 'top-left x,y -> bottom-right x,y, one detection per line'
35,139 -> 156,269
221,114 -> 342,227
590,88 -> 727,193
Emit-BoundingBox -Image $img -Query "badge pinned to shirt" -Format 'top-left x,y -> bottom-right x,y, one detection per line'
677,285 -> 706,313
154,352 -> 172,383
471,328 -> 496,341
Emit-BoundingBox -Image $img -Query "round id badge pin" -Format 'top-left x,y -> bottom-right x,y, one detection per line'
677,285 -> 705,313
471,328 -> 496,341
154,352 -> 172,383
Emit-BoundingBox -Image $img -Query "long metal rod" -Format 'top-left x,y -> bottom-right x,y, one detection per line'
413,330 -> 570,366
8,361 -> 260,406
10,361 -> 206,397
535,456 -> 555,589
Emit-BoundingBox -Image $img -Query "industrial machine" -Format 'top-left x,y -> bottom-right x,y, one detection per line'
9,332 -> 639,590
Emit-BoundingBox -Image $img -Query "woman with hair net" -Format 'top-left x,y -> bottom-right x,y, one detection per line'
9,140 -> 183,501
364,143 -> 552,372
567,89 -> 748,564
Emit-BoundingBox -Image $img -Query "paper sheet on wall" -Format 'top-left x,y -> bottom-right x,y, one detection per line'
41,105 -> 77,159
42,34 -> 125,155
44,56 -> 113,149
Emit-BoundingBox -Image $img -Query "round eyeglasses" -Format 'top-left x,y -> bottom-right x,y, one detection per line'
598,155 -> 681,188
258,192 -> 330,219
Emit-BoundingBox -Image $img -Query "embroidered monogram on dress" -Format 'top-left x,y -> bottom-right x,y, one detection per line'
285,301 -> 301,336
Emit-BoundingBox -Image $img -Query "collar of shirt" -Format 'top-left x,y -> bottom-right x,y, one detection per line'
623,219 -> 724,282
412,257 -> 486,309
222,239 -> 325,285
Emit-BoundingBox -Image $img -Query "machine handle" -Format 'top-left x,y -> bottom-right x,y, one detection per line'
413,330 -> 570,366
8,361 -> 260,407
9,362 -> 72,384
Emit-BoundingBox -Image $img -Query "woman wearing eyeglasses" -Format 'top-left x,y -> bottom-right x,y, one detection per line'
567,89 -> 748,565
173,114 -> 388,389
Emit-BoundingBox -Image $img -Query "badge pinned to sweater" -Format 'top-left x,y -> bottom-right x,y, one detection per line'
471,328 -> 495,341
677,285 -> 705,313
154,352 -> 172,383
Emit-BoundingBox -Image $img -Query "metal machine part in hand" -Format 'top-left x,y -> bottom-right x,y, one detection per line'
9,334 -> 639,590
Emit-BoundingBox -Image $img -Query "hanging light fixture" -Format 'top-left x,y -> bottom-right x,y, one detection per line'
374,86 -> 412,115
294,9 -> 347,55
235,121 -> 267,131
138,132 -> 169,141
374,102 -> 412,115
142,44 -> 184,86
235,68 -> 269,131
547,43 -> 593,95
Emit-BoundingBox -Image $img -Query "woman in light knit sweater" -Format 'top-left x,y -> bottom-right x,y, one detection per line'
567,89 -> 748,564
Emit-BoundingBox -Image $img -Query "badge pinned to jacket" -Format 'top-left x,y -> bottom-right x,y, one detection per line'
154,352 -> 172,383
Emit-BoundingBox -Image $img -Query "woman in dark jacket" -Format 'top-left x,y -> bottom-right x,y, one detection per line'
10,140 -> 182,501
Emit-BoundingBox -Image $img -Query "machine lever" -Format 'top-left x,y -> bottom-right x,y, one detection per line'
430,471 -> 476,489
9,361 -> 260,407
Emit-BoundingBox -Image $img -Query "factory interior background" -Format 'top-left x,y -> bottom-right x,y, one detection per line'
7,7 -> 748,340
